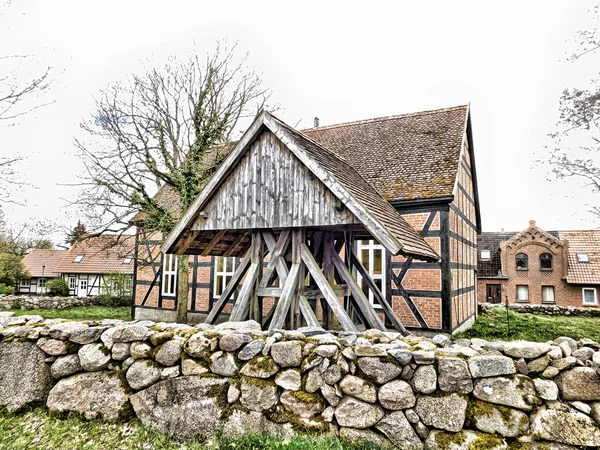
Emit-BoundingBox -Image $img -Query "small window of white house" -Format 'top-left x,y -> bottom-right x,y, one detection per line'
583,288 -> 597,305
577,253 -> 590,263
69,277 -> 76,290
516,285 -> 529,302
480,250 -> 491,260
542,286 -> 555,304
356,239 -> 386,306
123,256 -> 133,264
213,257 -> 236,299
73,255 -> 84,263
39,278 -> 46,288
161,254 -> 178,296
20,279 -> 29,286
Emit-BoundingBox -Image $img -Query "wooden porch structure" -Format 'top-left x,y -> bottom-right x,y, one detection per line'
162,110 -> 439,333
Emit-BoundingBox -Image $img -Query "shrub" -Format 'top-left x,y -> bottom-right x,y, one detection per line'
46,278 -> 70,297
95,293 -> 131,307
0,283 -> 14,295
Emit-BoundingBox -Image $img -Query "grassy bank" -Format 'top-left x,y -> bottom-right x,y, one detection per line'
0,408 -> 380,450
2,306 -> 131,321
457,308 -> 600,342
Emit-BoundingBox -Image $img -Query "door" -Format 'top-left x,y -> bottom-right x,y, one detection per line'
486,284 -> 501,303
78,279 -> 88,297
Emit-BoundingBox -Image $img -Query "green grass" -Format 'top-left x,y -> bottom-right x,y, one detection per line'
0,408 -> 382,450
457,308 -> 600,342
2,306 -> 131,321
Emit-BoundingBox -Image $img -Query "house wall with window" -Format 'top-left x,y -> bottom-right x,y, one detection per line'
477,223 -> 600,308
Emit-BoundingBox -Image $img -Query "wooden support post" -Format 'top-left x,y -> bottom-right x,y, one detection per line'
300,243 -> 357,332
205,252 -> 251,324
260,230 -> 291,288
290,229 -> 304,328
330,243 -> 386,331
224,231 -> 249,257
249,232 -> 263,322
322,231 -> 334,328
229,262 -> 260,321
350,251 -> 410,336
269,262 -> 301,330
176,231 -> 199,256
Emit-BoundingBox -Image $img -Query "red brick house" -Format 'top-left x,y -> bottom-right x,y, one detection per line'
477,220 -> 600,308
132,105 -> 481,334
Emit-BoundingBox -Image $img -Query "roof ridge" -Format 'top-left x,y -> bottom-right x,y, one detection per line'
301,104 -> 468,133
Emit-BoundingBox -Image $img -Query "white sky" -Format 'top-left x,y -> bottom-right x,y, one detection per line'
1,0 -> 599,242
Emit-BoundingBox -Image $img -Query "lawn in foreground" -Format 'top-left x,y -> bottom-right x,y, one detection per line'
457,308 -> 600,342
2,306 -> 131,321
0,408 -> 381,450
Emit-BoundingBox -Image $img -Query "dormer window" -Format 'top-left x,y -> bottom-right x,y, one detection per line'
577,253 -> 590,263
73,255 -> 84,263
540,253 -> 553,270
516,253 -> 528,270
480,250 -> 491,260
123,256 -> 133,264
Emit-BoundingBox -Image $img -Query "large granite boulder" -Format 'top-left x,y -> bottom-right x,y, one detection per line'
78,343 -> 111,371
339,427 -> 392,449
467,399 -> 529,437
503,341 -> 551,359
47,371 -> 130,420
50,354 -> 82,379
270,341 -> 303,368
375,411 -> 423,450
531,404 -> 600,447
357,357 -> 402,384
130,376 -> 229,441
437,357 -> 473,394
472,375 -> 540,411
339,375 -> 377,403
555,367 -> 600,401
468,355 -> 516,378
378,379 -> 415,410
0,342 -> 53,411
414,393 -> 468,432
280,390 -> 325,418
239,377 -> 278,412
126,360 -> 161,390
334,396 -> 384,429
424,430 -> 507,450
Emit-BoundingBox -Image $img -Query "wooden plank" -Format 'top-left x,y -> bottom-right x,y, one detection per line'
300,285 -> 349,299
223,232 -> 249,257
269,262 -> 301,330
229,262 -> 260,322
204,252 -> 251,324
260,230 -> 291,288
249,232 -> 263,322
350,251 -> 410,336
298,296 -> 320,327
330,245 -> 386,331
300,243 -> 357,332
175,230 -> 199,256
290,229 -> 304,328
201,230 -> 227,257
257,287 -> 282,297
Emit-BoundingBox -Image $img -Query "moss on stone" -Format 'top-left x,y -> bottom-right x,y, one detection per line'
468,433 -> 504,450
434,430 -> 468,449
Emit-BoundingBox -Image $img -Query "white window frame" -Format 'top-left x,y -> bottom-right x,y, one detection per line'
516,284 -> 529,302
20,279 -> 29,287
480,250 -> 491,260
213,257 -> 236,299
123,256 -> 133,264
542,286 -> 555,304
68,276 -> 77,290
161,254 -> 178,296
356,239 -> 386,307
583,287 -> 597,305
577,253 -> 590,263
73,255 -> 84,263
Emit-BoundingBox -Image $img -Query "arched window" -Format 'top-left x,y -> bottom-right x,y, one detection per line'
540,253 -> 553,270
516,253 -> 528,270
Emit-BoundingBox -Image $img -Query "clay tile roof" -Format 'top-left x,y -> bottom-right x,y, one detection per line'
302,105 -> 469,201
21,249 -> 68,277
557,230 -> 600,285
54,235 -> 136,275
271,114 -> 439,261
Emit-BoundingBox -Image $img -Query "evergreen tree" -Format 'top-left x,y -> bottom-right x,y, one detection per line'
66,220 -> 87,246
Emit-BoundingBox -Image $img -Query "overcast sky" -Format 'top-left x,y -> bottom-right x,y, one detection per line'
1,0 -> 599,242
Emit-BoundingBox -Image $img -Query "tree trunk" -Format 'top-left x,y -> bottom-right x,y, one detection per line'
176,257 -> 189,323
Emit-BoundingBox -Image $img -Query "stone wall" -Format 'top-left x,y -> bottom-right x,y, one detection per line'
481,302 -> 600,317
0,295 -> 100,310
1,312 -> 600,448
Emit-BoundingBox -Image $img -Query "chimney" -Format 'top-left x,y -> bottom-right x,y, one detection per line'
314,117 -> 319,128
529,220 -> 536,228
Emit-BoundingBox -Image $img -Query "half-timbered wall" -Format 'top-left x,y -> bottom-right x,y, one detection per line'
448,134 -> 478,330
389,210 -> 443,331
194,130 -> 359,231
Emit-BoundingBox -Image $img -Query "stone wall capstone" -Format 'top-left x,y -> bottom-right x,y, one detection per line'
481,302 -> 600,317
1,312 -> 600,448
0,295 -> 100,310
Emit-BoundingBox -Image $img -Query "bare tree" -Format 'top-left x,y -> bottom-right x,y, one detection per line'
75,42 -> 271,321
547,4 -> 600,218
75,42 -> 270,234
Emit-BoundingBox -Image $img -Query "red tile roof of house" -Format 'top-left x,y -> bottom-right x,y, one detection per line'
21,249 -> 68,277
557,230 -> 600,285
54,235 -> 135,275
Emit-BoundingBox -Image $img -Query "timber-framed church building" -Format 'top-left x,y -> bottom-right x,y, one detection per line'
131,105 -> 481,334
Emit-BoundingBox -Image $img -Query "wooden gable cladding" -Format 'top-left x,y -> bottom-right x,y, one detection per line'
192,130 -> 359,231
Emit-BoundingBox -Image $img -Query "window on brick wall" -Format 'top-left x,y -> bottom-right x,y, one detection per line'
161,254 -> 178,296
356,239 -> 386,306
480,250 -> 491,260
516,253 -> 528,270
516,285 -> 529,302
583,288 -> 597,305
542,286 -> 555,303
540,253 -> 553,270
213,257 -> 236,299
